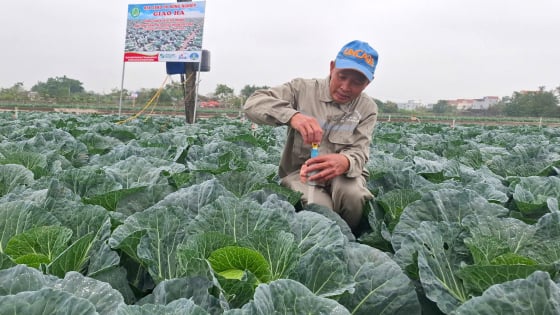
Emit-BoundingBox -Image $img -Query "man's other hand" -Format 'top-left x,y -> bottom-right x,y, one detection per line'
300,153 -> 350,183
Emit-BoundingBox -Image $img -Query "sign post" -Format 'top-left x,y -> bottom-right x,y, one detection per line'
178,0 -> 197,124
122,1 -> 206,123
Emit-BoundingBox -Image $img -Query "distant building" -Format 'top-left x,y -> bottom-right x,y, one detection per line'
393,96 -> 501,111
449,99 -> 474,110
397,100 -> 424,110
472,96 -> 500,110
447,96 -> 500,111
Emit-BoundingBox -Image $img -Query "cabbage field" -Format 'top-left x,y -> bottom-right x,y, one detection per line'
0,111 -> 560,314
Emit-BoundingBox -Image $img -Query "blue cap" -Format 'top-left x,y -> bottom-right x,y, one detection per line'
334,40 -> 378,81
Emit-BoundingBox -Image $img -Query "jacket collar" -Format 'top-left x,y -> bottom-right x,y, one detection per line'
319,76 -> 333,103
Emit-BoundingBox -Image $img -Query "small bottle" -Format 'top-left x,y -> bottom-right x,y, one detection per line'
307,143 -> 319,186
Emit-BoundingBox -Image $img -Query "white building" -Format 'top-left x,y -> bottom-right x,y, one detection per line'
448,96 -> 500,110
471,96 -> 500,110
397,100 -> 424,110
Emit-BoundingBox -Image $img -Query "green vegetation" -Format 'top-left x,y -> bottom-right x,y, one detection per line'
0,112 -> 559,313
1,76 -> 559,119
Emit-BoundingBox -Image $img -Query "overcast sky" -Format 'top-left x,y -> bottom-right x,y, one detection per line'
1,0 -> 559,104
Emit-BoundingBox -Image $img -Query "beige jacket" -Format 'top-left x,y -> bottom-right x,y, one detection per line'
243,76 -> 378,179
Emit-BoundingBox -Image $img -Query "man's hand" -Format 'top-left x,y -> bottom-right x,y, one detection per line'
289,113 -> 323,144
300,153 -> 350,183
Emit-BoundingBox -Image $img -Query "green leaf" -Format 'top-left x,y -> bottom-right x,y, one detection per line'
294,247 -> 354,297
338,243 -> 421,315
512,176 -> 560,218
377,189 -> 422,232
234,279 -> 350,314
216,271 -> 259,308
48,233 -> 96,277
451,165 -> 509,203
189,147 -> 248,175
462,215 -> 534,265
5,226 -> 73,267
83,186 -> 147,211
392,188 -> 509,251
458,263 -> 558,296
179,232 -> 236,259
215,162 -> 277,197
208,246 -> 271,283
254,182 -> 303,206
103,156 -> 183,187
530,212 -> 560,264
90,266 -> 136,305
56,271 -> 125,315
403,221 -> 471,314
59,166 -> 121,198
306,203 -> 355,241
0,288 -> 98,315
109,179 -> 231,283
0,265 -> 125,314
292,211 -> 347,259
216,170 -> 268,198
453,271 -> 560,314
149,178 -> 235,216
412,156 -> 450,183
108,230 -> 145,265
0,252 -> 16,270
176,232 -> 235,278
0,265 -> 58,295
13,253 -> 51,268
188,196 -> 292,243
219,269 -> 244,280
78,132 -> 122,155
45,206 -> 120,277
138,277 -> 223,313
165,169 -> 194,189
134,208 -> 187,283
116,298 -> 210,315
0,164 -> 34,196
0,151 -> 48,178
490,252 -> 538,265
238,230 -> 300,280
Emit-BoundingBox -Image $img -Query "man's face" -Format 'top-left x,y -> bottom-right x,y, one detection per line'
329,62 -> 370,104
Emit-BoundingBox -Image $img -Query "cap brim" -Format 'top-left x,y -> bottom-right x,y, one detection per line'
335,59 -> 373,81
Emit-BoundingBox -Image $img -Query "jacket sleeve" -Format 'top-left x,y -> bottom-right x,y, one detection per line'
243,81 -> 300,126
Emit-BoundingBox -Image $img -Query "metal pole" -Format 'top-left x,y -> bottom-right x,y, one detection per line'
184,67 -> 197,124
178,0 -> 197,124
118,61 -> 126,117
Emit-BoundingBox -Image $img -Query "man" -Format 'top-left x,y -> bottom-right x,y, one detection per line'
243,40 -> 379,231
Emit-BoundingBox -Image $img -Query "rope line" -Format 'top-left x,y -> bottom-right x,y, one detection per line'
117,75 -> 169,124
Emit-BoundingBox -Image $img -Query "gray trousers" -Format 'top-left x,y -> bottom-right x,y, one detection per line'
280,170 -> 373,229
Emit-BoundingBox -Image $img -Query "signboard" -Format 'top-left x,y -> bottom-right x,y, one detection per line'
123,1 -> 206,62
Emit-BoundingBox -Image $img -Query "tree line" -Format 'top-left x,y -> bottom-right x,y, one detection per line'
369,86 -> 560,118
0,76 -> 267,111
1,76 -> 559,118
